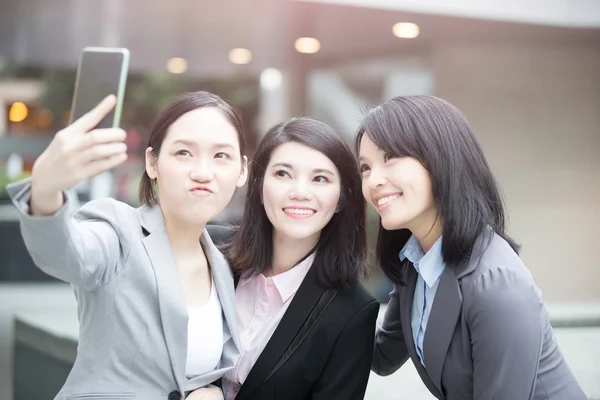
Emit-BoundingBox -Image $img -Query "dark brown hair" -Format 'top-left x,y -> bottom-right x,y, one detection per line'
138,91 -> 246,206
223,117 -> 368,289
355,95 -> 518,285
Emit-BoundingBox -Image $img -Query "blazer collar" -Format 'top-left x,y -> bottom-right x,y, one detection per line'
235,260 -> 326,400
400,264 -> 442,398
139,205 -> 187,390
138,204 -> 165,234
402,256 -> 469,399
137,205 -> 240,388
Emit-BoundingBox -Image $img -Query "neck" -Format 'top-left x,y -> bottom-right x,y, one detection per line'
411,211 -> 443,254
270,231 -> 319,276
162,209 -> 206,254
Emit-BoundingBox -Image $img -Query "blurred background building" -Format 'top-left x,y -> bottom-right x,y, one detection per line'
0,0 -> 599,399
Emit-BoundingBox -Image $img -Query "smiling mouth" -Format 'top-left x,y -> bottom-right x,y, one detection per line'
283,208 -> 317,218
376,193 -> 403,207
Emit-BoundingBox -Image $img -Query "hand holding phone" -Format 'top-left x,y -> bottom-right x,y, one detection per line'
30,95 -> 128,215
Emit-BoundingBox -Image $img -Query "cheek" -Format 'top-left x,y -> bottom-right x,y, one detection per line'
156,160 -> 182,187
407,170 -> 434,207
215,162 -> 244,189
261,179 -> 280,210
361,180 -> 372,205
320,187 -> 341,215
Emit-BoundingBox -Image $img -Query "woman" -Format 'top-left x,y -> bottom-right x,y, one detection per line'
357,95 -> 586,399
215,117 -> 379,400
7,91 -> 247,400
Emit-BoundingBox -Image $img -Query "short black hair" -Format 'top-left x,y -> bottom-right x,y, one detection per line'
355,95 -> 519,285
223,117 -> 368,289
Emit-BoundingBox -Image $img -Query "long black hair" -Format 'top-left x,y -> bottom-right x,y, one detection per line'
355,95 -> 518,285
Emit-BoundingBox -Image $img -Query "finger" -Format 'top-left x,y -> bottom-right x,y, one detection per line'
78,128 -> 127,150
69,95 -> 117,133
78,142 -> 128,163
81,152 -> 128,179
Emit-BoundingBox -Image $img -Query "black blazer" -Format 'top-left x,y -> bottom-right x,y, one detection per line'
207,225 -> 380,400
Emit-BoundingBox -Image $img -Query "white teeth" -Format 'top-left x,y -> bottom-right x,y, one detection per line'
377,194 -> 402,207
284,208 -> 316,215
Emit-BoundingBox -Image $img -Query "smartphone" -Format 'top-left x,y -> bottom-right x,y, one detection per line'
70,47 -> 130,129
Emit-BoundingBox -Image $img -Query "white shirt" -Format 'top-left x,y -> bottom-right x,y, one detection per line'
185,279 -> 224,378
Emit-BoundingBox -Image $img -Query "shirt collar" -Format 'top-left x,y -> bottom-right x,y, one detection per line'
271,252 -> 315,302
239,252 -> 316,303
399,234 -> 445,288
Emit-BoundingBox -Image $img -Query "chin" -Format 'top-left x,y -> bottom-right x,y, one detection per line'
278,227 -> 320,242
380,217 -> 407,231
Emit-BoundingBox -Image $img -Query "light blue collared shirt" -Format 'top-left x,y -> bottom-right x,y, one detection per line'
399,234 -> 446,367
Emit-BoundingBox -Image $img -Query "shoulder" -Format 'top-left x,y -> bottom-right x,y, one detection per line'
74,198 -> 141,234
75,198 -> 136,220
461,233 -> 543,317
332,282 -> 379,318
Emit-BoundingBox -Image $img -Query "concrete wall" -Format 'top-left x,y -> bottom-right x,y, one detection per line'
433,43 -> 600,301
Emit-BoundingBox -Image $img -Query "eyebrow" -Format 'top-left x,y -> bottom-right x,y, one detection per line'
172,140 -> 235,150
271,162 -> 336,175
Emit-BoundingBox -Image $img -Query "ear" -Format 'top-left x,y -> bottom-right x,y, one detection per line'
236,155 -> 249,188
145,147 -> 158,179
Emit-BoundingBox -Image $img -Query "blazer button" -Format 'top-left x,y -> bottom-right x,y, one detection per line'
168,390 -> 182,400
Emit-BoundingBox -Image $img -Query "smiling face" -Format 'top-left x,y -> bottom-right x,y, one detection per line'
146,107 -> 248,225
358,134 -> 437,236
261,142 -> 341,245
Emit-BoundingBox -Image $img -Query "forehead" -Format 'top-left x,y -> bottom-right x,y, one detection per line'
358,134 -> 382,157
269,142 -> 337,172
165,107 -> 239,146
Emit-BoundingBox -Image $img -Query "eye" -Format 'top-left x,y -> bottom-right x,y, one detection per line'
359,164 -> 371,174
215,152 -> 231,159
383,153 -> 397,162
275,170 -> 291,178
175,149 -> 192,157
313,175 -> 330,183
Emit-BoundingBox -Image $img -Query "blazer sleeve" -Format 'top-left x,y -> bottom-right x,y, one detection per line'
465,266 -> 544,400
7,179 -> 129,291
372,283 -> 410,376
311,300 -> 379,400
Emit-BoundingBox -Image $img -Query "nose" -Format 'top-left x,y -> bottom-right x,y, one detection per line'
189,157 -> 214,182
289,179 -> 312,201
365,165 -> 386,191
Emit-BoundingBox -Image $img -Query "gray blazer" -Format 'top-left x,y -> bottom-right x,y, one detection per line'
373,227 -> 586,400
7,179 -> 240,400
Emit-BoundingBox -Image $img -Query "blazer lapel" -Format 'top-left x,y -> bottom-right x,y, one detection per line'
402,263 -> 444,399
236,262 -> 325,400
139,206 -> 188,389
401,264 -> 420,365
422,267 -> 463,398
200,229 -> 239,349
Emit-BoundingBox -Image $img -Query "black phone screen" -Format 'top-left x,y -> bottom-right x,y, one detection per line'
71,49 -> 128,129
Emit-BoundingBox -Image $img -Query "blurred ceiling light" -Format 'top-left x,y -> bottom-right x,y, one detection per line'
393,22 -> 420,39
294,37 -> 320,54
260,68 -> 283,91
167,57 -> 188,74
229,48 -> 252,65
9,102 -> 28,122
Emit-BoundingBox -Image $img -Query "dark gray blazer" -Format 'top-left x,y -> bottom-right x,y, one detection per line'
7,179 -> 240,400
372,227 -> 586,400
